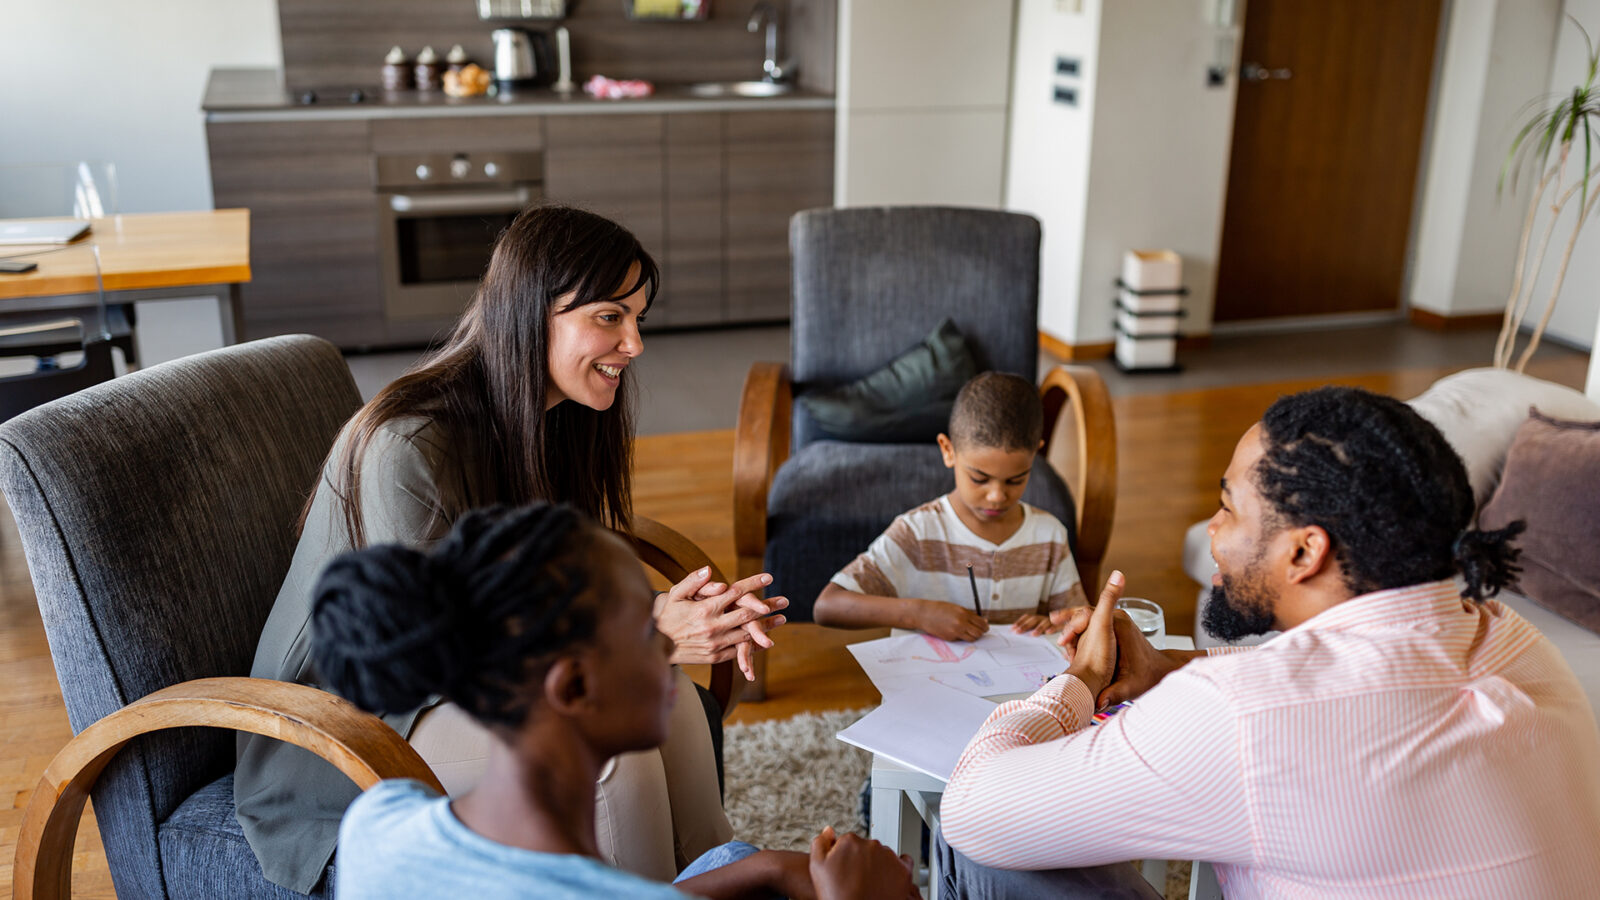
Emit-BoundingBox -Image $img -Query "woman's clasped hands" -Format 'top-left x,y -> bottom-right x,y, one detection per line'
656,567 -> 789,681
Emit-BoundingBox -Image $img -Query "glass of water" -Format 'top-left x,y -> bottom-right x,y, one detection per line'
1116,597 -> 1166,650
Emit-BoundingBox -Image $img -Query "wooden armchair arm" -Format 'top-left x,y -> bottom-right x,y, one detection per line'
15,677 -> 441,900
732,362 -> 792,581
1039,365 -> 1118,592
628,515 -> 743,717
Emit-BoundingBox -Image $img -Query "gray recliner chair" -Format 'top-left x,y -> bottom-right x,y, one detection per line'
0,335 -> 440,899
734,207 -> 1117,698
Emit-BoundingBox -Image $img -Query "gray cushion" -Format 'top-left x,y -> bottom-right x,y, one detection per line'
797,319 -> 978,443
0,334 -> 362,899
766,442 -> 1075,620
160,775 -> 333,898
789,207 -> 1041,451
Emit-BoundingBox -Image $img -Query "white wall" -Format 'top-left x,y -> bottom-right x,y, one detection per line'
1408,0 -> 1600,363
1409,0 -> 1499,316
1007,0 -> 1240,346
1411,0 -> 1565,318
1590,312 -> 1600,398
1005,0 -> 1101,342
1529,0 -> 1600,350
1073,0 -> 1240,343
2,0 -> 282,364
835,0 -> 1014,207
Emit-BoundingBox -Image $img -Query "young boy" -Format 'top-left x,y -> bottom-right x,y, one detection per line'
814,372 -> 1088,641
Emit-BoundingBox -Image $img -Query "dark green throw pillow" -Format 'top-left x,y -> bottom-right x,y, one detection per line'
798,319 -> 979,442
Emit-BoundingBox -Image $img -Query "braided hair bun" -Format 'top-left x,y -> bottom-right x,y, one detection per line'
310,544 -> 471,716
310,503 -> 596,728
1455,520 -> 1525,602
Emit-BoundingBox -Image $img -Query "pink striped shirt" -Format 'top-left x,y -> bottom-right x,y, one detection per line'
941,580 -> 1600,898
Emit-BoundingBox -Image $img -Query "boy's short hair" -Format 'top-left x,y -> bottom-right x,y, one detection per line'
948,371 -> 1043,452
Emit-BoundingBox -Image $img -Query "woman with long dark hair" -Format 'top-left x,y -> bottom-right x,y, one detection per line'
236,205 -> 785,894
318,504 -> 915,900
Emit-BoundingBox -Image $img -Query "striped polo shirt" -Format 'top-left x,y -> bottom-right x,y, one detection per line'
831,495 -> 1083,625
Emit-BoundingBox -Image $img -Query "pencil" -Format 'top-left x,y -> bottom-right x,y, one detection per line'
967,564 -> 982,617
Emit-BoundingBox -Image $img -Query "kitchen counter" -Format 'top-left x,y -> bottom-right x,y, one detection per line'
203,67 -> 835,122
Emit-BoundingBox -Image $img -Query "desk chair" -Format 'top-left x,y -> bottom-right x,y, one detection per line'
0,319 -> 116,423
733,207 -> 1117,699
0,161 -> 138,370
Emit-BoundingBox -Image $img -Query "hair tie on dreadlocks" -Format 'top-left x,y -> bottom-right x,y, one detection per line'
1454,520 -> 1526,602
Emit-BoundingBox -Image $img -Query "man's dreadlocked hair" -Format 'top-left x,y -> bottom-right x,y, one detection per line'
310,503 -> 604,731
1256,386 -> 1524,602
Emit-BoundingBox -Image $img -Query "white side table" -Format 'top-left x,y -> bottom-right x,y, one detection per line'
867,635 -> 1197,899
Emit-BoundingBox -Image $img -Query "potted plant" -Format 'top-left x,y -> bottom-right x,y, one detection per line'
1497,16 -> 1600,371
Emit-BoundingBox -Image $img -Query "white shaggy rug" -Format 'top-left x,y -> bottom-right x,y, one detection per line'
723,708 -> 1193,900
723,708 -> 873,852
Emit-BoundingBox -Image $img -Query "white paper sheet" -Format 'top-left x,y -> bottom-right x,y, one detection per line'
847,630 -> 1069,696
835,681 -> 999,782
930,663 -> 1058,696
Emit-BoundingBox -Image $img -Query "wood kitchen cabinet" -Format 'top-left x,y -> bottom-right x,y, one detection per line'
206,119 -> 385,346
545,110 -> 834,330
544,113 -> 666,287
369,115 -> 544,155
662,113 -> 725,328
725,111 -> 835,322
207,102 -> 833,348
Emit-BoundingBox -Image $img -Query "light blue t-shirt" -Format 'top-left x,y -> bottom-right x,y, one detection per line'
336,779 -> 694,899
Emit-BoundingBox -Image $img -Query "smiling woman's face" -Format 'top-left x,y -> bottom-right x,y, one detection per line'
545,261 -> 648,411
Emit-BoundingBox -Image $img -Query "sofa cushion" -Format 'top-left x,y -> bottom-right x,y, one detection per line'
159,775 -> 333,898
765,442 -> 1076,620
796,319 -> 979,443
1478,410 -> 1600,634
1406,367 -> 1600,507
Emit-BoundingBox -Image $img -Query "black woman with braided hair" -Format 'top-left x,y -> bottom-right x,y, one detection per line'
929,386 -> 1600,898
317,504 -> 917,900
239,205 -> 785,893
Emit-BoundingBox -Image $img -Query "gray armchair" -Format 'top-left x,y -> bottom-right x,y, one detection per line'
2,334 -> 751,898
733,207 -> 1117,698
0,335 -> 440,899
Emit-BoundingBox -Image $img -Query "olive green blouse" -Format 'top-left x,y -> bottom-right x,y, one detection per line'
235,417 -> 469,893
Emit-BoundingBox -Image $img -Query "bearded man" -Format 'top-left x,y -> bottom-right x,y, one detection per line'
937,386 -> 1600,899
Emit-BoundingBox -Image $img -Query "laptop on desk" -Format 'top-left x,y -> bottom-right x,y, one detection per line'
0,220 -> 91,245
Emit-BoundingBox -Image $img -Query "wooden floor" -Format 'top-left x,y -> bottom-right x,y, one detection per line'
0,354 -> 1587,896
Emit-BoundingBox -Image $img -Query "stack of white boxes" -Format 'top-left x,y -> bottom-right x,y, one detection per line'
1113,250 -> 1186,371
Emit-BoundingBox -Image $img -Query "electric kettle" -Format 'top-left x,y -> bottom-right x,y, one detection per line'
492,28 -> 555,87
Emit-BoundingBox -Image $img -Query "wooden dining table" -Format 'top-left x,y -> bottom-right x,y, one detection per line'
0,208 -> 252,344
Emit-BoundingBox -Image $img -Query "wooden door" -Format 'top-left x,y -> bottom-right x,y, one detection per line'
1213,0 -> 1442,322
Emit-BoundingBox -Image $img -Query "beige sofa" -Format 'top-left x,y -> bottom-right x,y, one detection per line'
1182,368 -> 1600,722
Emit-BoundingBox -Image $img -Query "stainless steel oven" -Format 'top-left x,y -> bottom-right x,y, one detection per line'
375,150 -> 543,321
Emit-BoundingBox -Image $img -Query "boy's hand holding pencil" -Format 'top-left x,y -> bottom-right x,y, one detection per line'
915,599 -> 989,642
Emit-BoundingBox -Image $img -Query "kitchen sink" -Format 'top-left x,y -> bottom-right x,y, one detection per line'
686,80 -> 794,98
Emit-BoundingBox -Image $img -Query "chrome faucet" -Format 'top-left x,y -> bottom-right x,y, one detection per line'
747,2 -> 791,83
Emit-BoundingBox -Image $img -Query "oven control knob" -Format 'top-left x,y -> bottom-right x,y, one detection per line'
415,164 -> 432,181
450,157 -> 472,179
482,160 -> 500,178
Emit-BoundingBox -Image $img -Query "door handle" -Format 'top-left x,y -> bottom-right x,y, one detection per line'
1240,62 -> 1292,81
386,185 -> 536,215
